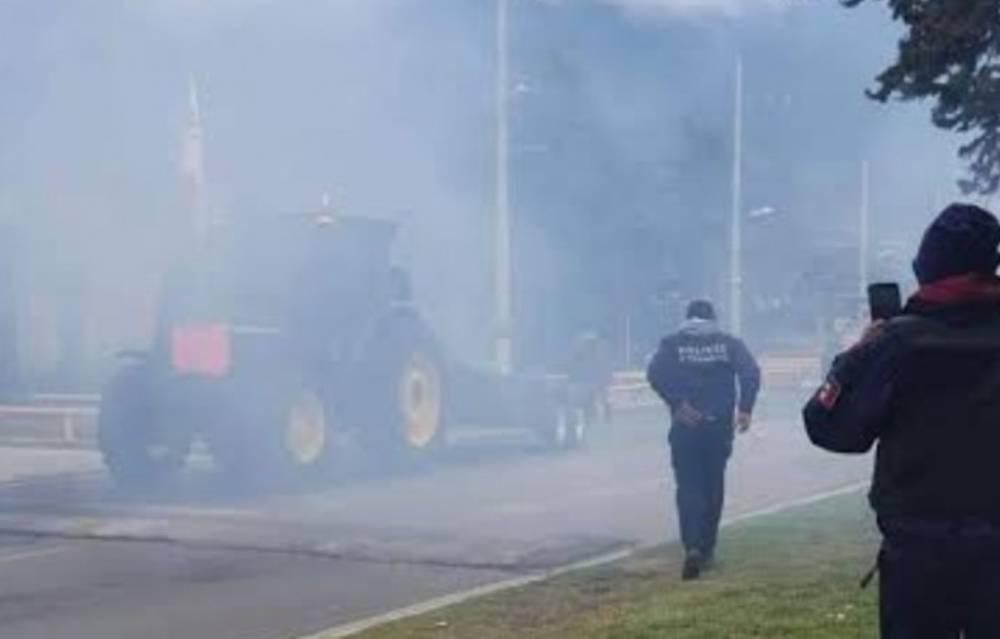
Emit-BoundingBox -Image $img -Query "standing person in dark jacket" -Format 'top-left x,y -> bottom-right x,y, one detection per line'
804,203 -> 1000,638
647,299 -> 761,580
569,330 -> 615,425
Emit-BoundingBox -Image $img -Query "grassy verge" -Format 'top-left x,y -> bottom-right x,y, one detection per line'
334,491 -> 881,639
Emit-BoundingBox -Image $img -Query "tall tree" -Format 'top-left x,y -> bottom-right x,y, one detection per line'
845,0 -> 1000,193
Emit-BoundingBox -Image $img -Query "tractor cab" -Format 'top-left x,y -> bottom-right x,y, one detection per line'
156,214 -> 400,379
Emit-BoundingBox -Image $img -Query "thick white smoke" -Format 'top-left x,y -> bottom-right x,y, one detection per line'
546,0 -> 788,19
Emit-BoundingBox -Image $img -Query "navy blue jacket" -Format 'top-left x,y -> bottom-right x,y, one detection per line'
803,298 -> 1000,522
646,320 -> 761,426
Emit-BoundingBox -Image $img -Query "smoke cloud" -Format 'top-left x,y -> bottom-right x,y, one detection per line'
547,0 -> 788,19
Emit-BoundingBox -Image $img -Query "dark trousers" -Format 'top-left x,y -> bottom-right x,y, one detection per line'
669,425 -> 732,556
879,523 -> 1000,638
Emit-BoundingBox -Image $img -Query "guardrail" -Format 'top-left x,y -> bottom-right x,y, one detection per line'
0,395 -> 99,448
759,354 -> 822,390
0,386 -> 660,450
606,354 -> 822,411
608,371 -> 657,410
0,354 -> 823,449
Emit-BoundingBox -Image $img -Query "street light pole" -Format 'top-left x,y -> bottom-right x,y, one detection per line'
859,160 -> 871,306
182,75 -> 208,243
495,0 -> 513,373
729,56 -> 744,336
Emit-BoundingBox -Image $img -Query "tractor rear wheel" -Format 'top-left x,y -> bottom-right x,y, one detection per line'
98,364 -> 191,488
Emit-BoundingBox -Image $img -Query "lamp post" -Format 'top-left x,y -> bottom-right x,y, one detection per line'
494,0 -> 513,373
729,57 -> 744,336
859,160 -> 871,308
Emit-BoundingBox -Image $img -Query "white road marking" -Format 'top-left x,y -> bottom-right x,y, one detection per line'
304,548 -> 635,639
86,519 -> 163,537
721,480 -> 870,527
0,546 -> 71,566
302,480 -> 870,639
0,513 -> 167,541
305,575 -> 539,638
135,505 -> 258,519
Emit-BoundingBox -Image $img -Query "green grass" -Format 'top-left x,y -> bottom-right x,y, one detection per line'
327,491 -> 881,639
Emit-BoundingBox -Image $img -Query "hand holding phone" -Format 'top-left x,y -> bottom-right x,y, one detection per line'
868,282 -> 902,321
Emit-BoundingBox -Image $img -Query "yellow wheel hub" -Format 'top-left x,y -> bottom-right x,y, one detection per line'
400,354 -> 442,449
285,391 -> 327,466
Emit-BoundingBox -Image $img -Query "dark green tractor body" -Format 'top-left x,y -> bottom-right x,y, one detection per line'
98,215 -> 577,487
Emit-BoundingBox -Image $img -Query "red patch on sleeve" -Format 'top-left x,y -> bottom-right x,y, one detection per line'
816,379 -> 841,410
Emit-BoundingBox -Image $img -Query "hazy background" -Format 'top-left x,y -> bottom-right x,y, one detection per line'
0,0 -> 967,389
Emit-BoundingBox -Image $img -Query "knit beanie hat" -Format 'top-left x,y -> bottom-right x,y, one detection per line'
912,203 -> 1000,285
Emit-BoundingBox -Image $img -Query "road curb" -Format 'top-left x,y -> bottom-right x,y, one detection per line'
301,479 -> 870,639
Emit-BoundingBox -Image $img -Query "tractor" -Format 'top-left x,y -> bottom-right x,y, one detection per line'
97,214 -> 585,487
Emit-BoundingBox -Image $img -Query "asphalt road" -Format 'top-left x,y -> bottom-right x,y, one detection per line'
0,401 -> 870,639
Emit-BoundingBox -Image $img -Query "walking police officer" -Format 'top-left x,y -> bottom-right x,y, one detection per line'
647,299 -> 761,580
804,203 -> 1000,637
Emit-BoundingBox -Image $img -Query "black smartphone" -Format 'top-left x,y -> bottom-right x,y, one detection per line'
868,282 -> 902,321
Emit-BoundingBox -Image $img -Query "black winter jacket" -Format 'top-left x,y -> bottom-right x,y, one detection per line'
803,298 -> 1000,523
646,320 -> 761,427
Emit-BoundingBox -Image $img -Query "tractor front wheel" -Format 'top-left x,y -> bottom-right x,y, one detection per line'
362,321 -> 447,465
209,382 -> 337,484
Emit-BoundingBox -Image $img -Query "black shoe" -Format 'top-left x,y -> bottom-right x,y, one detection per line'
682,550 -> 703,581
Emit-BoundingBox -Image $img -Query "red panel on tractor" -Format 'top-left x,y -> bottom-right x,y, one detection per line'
171,323 -> 231,377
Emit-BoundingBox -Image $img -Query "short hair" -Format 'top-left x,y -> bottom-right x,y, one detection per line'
686,299 -> 716,320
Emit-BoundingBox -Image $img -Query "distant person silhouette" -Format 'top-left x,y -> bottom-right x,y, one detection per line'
568,330 -> 615,426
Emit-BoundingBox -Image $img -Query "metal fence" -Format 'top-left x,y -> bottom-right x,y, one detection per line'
0,354 -> 821,449
609,354 -> 821,411
0,394 -> 99,448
